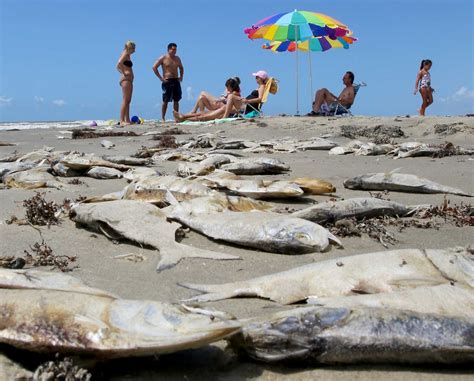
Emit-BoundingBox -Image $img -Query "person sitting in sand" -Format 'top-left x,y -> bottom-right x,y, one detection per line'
174,71 -> 268,122
190,77 -> 241,113
117,40 -> 136,125
307,71 -> 355,116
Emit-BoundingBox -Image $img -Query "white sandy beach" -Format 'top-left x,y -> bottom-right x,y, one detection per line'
0,115 -> 473,380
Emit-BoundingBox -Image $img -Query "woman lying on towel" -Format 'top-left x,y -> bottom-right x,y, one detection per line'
174,71 -> 268,122
189,77 -> 241,113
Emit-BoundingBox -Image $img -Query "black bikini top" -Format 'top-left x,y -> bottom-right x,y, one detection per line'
123,60 -> 133,68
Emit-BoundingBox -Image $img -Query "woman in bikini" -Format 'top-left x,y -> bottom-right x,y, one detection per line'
190,77 -> 241,113
117,40 -> 135,125
175,71 -> 268,122
414,59 -> 434,116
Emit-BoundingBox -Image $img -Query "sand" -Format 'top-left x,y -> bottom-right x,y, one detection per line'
0,115 -> 473,380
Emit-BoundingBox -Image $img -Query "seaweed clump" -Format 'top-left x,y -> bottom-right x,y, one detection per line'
23,192 -> 60,226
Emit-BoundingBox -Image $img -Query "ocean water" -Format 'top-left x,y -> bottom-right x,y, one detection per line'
0,120 -> 109,131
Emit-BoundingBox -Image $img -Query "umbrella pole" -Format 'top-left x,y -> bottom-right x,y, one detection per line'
308,51 -> 313,103
295,25 -> 299,115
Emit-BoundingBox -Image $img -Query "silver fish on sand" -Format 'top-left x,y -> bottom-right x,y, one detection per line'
100,139 -> 115,149
179,247 -> 472,304
2,166 -> 64,189
71,200 -> 239,272
0,269 -> 240,358
220,157 -> 290,175
292,197 -> 416,223
86,166 -> 123,179
60,153 -> 132,171
169,209 -> 342,255
344,172 -> 472,197
102,155 -> 150,166
229,306 -> 474,364
307,283 -> 474,318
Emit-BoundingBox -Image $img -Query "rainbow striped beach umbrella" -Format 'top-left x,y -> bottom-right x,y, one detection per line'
262,35 -> 357,52
244,10 -> 356,114
244,10 -> 351,42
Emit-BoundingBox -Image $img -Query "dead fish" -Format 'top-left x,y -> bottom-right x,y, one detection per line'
0,288 -> 240,358
71,200 -> 239,272
291,178 -> 336,194
155,151 -> 203,162
87,166 -> 123,179
123,167 -> 161,182
162,195 -> 272,216
0,353 -> 33,380
0,162 -> 36,179
220,157 -> 290,175
0,141 -> 16,146
292,197 -> 415,223
229,306 -> 474,364
101,139 -> 115,149
102,155 -> 150,166
344,172 -> 472,197
3,167 -> 63,189
396,143 -> 474,159
179,247 -> 472,304
60,153 -> 132,171
205,178 -> 304,199
296,138 -> 338,150
328,140 -> 364,155
124,175 -> 219,201
0,152 -> 22,162
169,209 -> 341,254
307,283 -> 474,318
355,143 -> 395,156
176,162 -> 215,177
52,162 -> 83,177
0,268 -> 116,297
199,154 -> 234,168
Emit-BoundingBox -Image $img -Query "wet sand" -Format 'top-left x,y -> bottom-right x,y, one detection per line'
0,115 -> 473,380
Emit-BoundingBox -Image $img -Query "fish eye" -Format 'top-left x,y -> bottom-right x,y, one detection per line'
295,232 -> 311,243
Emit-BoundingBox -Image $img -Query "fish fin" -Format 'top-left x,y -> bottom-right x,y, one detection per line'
388,167 -> 402,174
156,243 -> 240,273
180,291 -> 237,304
164,190 -> 180,206
388,277 -> 446,289
328,232 -> 343,249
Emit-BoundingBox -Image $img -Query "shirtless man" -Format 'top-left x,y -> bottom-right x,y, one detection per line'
309,71 -> 355,116
152,43 -> 184,122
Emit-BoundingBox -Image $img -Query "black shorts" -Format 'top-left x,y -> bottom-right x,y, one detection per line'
162,78 -> 182,103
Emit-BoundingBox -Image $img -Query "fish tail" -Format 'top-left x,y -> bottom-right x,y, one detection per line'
156,243 -> 240,273
179,284 -> 240,304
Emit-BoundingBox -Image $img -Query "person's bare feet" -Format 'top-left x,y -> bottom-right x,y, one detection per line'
173,110 -> 184,122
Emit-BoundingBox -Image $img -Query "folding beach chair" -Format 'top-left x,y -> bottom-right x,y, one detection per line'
243,77 -> 279,117
331,82 -> 367,117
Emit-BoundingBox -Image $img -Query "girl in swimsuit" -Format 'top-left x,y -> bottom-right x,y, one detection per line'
190,77 -> 241,113
117,40 -> 135,125
414,59 -> 433,116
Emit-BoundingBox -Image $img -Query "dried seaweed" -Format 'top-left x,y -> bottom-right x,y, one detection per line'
24,240 -> 78,272
329,218 -> 397,248
413,197 -> 473,227
150,127 -> 189,137
368,191 -> 391,201
340,125 -> 405,139
33,354 -> 91,381
0,256 -> 26,269
23,193 -> 60,226
155,135 -> 179,148
72,128 -> 139,139
67,178 -> 85,185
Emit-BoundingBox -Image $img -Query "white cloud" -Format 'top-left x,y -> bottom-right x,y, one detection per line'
186,86 -> 195,101
34,96 -> 44,103
0,96 -> 12,106
52,99 -> 66,107
440,86 -> 474,103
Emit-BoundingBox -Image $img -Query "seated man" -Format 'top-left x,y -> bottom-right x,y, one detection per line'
308,71 -> 355,116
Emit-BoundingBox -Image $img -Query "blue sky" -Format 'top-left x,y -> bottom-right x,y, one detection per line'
0,0 -> 473,122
